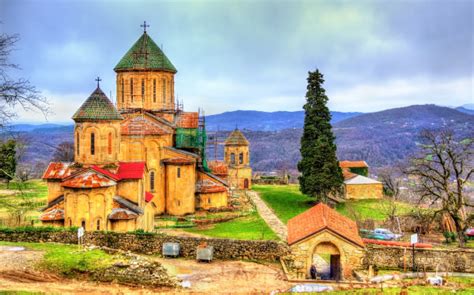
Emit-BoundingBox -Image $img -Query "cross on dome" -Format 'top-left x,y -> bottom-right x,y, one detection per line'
95,76 -> 102,88
141,21 -> 150,33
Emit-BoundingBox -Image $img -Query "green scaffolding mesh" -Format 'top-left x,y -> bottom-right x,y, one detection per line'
175,127 -> 211,172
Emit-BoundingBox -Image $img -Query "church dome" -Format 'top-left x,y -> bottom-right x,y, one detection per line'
114,32 -> 177,73
72,87 -> 123,122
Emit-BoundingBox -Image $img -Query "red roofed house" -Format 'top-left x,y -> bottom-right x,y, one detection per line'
339,161 -> 383,200
286,203 -> 365,280
40,27 -> 229,232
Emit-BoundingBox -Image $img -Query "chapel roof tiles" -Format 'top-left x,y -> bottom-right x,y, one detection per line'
61,170 -> 117,188
72,87 -> 123,122
42,162 -> 72,180
224,129 -> 249,146
114,32 -> 177,73
121,116 -> 171,136
287,203 -> 364,247
207,160 -> 229,177
176,112 -> 199,129
40,208 -> 65,221
339,160 -> 369,169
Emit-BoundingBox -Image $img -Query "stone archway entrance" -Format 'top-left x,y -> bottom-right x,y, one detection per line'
311,242 -> 341,280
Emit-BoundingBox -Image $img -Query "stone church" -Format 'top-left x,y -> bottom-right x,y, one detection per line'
40,27 -> 232,231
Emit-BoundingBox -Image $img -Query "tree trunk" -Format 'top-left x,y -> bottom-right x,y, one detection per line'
453,214 -> 466,247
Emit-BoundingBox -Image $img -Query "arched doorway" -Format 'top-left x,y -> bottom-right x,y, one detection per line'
244,178 -> 249,189
311,242 -> 341,280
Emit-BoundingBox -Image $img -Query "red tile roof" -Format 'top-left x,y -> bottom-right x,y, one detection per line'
121,116 -> 171,135
42,162 -> 72,180
207,160 -> 228,177
287,203 -> 364,247
339,161 -> 369,168
176,112 -> 199,128
117,162 -> 146,179
40,208 -> 64,221
145,191 -> 154,202
61,170 -> 117,188
342,170 -> 358,181
108,208 -> 139,220
91,165 -> 120,181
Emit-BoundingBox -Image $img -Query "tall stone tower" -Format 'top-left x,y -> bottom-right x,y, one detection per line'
224,129 -> 252,190
114,26 -> 177,121
72,85 -> 123,165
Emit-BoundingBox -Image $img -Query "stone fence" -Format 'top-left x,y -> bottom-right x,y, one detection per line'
363,245 -> 474,273
0,231 -> 289,262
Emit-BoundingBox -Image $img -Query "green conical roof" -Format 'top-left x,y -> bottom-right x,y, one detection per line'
114,32 -> 177,73
72,87 -> 123,122
225,129 -> 249,146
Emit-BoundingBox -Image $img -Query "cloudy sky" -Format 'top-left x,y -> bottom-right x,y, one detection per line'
1,0 -> 472,124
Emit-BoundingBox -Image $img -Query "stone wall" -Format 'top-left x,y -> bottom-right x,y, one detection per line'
0,231 -> 289,262
363,245 -> 474,273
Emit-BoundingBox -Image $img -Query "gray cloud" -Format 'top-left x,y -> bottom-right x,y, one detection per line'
0,0 -> 472,123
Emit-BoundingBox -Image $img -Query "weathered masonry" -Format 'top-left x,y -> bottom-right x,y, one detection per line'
40,26 -> 229,231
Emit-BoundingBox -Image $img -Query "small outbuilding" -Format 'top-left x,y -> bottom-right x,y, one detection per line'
339,160 -> 383,200
343,171 -> 383,200
287,203 -> 365,280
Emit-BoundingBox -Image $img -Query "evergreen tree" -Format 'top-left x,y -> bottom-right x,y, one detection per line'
0,139 -> 17,188
297,70 -> 343,202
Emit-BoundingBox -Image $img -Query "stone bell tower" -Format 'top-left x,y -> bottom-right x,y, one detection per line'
224,129 -> 252,190
114,22 -> 177,121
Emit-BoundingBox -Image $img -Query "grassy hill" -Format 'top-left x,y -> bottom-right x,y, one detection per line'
253,185 -> 416,223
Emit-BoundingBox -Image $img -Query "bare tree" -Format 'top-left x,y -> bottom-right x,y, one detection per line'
51,141 -> 74,162
407,129 -> 473,247
0,32 -> 49,127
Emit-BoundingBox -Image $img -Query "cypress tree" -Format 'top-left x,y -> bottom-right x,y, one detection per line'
297,69 -> 343,202
0,139 -> 17,188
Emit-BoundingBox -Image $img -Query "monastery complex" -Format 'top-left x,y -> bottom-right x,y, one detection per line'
39,27 -> 252,231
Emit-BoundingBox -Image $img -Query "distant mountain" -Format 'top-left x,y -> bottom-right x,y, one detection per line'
460,104 -> 474,110
207,105 -> 474,171
205,110 -> 362,131
332,104 -> 474,167
4,104 -> 473,173
6,123 -> 68,132
455,107 -> 474,116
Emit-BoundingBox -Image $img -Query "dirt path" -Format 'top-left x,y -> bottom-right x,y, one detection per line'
156,257 -> 290,294
247,191 -> 288,240
0,244 -> 290,294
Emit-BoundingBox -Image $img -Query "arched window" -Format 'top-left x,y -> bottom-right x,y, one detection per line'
108,132 -> 112,155
230,153 -> 235,165
130,78 -> 134,102
162,78 -> 166,104
96,219 -> 101,230
177,167 -> 181,178
121,78 -> 124,103
150,171 -> 155,191
90,132 -> 95,155
76,133 -> 80,156
153,79 -> 156,103
239,152 -> 244,164
141,78 -> 145,101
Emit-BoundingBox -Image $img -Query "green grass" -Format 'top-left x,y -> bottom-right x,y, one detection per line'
0,241 -> 120,277
253,185 -> 313,223
184,212 -> 279,240
254,184 -> 416,223
335,199 -> 415,221
0,179 -> 48,220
